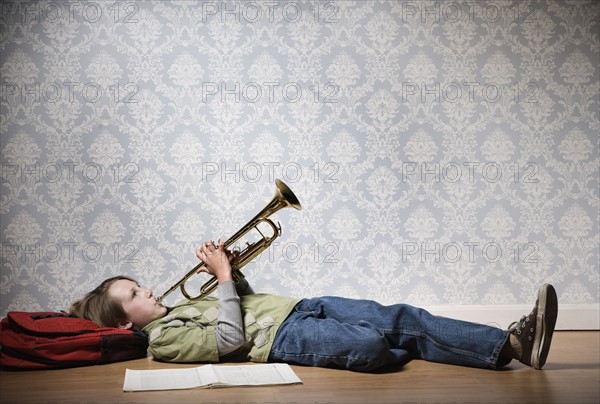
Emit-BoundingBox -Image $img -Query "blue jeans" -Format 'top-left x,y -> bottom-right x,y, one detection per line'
269,297 -> 511,372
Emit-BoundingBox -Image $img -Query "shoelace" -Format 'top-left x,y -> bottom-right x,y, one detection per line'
508,316 -> 525,333
508,314 -> 533,336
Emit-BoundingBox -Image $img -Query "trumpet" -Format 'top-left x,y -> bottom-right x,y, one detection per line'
155,179 -> 302,303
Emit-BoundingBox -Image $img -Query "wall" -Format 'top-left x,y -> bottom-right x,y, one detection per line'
1,0 -> 598,327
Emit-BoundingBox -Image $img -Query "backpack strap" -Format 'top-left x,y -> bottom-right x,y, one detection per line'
30,312 -> 70,320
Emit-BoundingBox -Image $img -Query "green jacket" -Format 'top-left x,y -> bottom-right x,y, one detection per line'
142,293 -> 300,363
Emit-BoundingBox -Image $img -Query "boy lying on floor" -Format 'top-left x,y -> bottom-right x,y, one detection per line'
71,240 -> 558,372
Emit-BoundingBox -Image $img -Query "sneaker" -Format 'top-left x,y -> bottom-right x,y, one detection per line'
508,284 -> 558,369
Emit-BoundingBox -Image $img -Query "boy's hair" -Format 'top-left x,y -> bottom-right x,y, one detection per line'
69,275 -> 137,328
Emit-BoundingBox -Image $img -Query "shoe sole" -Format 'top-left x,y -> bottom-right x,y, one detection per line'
531,284 -> 558,369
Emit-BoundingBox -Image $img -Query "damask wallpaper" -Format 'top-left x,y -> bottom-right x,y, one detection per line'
1,1 -> 598,326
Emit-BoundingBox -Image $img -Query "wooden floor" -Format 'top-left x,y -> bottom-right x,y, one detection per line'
1,331 -> 598,404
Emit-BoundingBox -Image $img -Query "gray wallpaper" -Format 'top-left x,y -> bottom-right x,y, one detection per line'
1,1 -> 598,318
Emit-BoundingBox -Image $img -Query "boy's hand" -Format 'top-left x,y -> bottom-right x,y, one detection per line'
196,239 -> 233,283
226,248 -> 240,266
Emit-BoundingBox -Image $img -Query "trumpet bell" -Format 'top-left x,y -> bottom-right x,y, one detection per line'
275,178 -> 302,211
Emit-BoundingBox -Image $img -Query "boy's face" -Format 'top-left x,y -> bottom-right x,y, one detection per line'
109,279 -> 168,329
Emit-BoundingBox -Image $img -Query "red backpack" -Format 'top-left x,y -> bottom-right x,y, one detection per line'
0,311 -> 148,369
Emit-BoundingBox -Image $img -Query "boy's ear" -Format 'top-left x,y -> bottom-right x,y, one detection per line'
118,320 -> 133,330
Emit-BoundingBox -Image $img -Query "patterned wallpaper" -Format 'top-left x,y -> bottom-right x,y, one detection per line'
1,0 -> 598,317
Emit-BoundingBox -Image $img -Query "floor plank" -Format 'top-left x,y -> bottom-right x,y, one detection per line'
1,331 -> 598,403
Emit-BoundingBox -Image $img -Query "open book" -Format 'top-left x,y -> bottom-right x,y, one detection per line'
123,363 -> 302,391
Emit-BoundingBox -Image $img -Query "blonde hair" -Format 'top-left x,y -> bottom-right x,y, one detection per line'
69,276 -> 136,328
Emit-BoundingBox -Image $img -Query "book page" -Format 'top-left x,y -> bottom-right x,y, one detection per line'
212,364 -> 302,387
123,367 -> 205,391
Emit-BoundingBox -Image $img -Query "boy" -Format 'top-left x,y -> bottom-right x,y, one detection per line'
71,240 -> 558,372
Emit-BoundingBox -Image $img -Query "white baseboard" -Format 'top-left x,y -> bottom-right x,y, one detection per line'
422,304 -> 599,330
